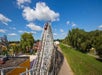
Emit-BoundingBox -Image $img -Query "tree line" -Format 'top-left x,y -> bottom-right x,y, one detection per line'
63,28 -> 102,58
0,33 -> 35,55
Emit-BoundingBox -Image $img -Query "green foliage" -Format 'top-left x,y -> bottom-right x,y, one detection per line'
20,33 -> 34,53
60,44 -> 102,75
9,43 -> 20,54
63,28 -> 102,57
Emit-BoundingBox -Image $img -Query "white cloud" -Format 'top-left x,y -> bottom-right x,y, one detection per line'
26,23 -> 42,31
66,21 -> 70,25
18,30 -> 27,33
9,27 -> 16,30
12,27 -> 16,30
8,33 -> 17,36
17,0 -> 31,8
62,32 -> 66,36
31,31 -> 36,34
18,30 -> 24,33
53,33 -> 58,36
98,25 -> 102,29
18,30 -> 36,34
0,13 -> 11,25
0,29 -> 6,33
22,2 -> 59,21
72,22 -> 76,27
66,20 -> 77,27
60,29 -> 64,33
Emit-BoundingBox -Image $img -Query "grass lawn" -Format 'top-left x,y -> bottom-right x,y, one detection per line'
60,44 -> 102,75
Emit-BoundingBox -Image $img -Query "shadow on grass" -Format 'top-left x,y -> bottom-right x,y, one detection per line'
96,58 -> 102,62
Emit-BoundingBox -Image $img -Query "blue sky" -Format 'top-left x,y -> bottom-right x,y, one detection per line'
0,0 -> 102,41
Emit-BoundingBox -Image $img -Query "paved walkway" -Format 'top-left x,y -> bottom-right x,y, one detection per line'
58,46 -> 74,75
19,54 -> 37,62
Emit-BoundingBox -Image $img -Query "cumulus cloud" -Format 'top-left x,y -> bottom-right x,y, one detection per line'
55,29 -> 57,31
66,20 -> 77,27
8,33 -> 17,36
12,27 -> 16,30
62,32 -> 66,36
0,13 -> 11,25
66,21 -> 70,25
18,30 -> 36,34
9,27 -> 16,30
22,2 -> 59,21
60,29 -> 64,33
18,30 -> 24,33
98,25 -> 102,29
26,23 -> 42,31
17,0 -> 31,8
0,29 -> 6,33
18,30 -> 29,33
53,33 -> 58,36
72,22 -> 76,27
30,31 -> 36,34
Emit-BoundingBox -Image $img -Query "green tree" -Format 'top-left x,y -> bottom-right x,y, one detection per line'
20,33 -> 34,53
63,28 -> 102,58
9,43 -> 20,54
